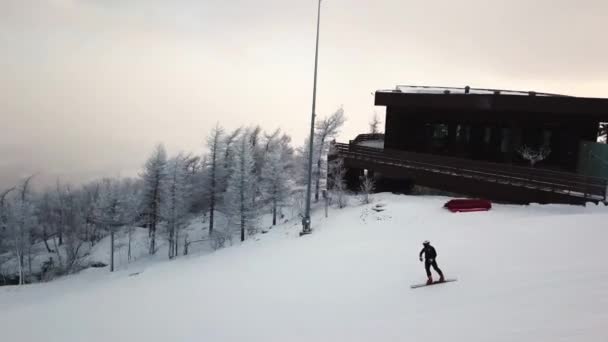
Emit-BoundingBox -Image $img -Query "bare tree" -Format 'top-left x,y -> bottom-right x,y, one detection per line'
518,145 -> 551,167
369,112 -> 382,134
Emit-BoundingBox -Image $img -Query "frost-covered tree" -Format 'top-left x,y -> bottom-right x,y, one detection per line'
225,133 -> 257,242
262,147 -> 292,226
360,174 -> 376,204
182,154 -> 204,213
163,154 -> 190,259
205,125 -> 225,234
223,127 -> 243,182
0,187 -> 16,271
54,186 -> 87,274
6,176 -> 38,284
36,191 -> 60,253
314,108 -> 346,202
328,158 -> 348,209
116,178 -> 143,262
95,179 -> 136,270
140,144 -> 168,255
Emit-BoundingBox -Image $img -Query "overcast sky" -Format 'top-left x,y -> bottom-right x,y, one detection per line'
1,0 -> 607,188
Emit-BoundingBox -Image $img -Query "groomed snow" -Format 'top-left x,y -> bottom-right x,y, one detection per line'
1,194 -> 607,342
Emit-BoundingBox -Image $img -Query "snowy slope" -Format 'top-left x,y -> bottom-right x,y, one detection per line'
1,194 -> 607,342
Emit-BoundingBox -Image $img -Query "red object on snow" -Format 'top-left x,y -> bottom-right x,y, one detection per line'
444,199 -> 492,213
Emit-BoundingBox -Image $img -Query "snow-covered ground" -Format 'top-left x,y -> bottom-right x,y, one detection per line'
1,193 -> 608,342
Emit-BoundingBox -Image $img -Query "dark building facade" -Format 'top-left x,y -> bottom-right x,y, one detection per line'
377,86 -> 608,172
332,86 -> 608,204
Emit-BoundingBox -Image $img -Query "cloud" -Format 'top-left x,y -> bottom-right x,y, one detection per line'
0,0 -> 607,187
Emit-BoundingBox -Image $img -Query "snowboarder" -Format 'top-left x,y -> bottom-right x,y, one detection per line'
419,240 -> 444,285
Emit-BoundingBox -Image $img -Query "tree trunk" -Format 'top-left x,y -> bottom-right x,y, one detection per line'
16,249 -> 24,285
272,198 -> 277,226
27,245 -> 33,279
110,230 -> 115,272
175,229 -> 179,257
127,227 -> 132,262
150,222 -> 156,255
168,225 -> 174,259
42,226 -> 53,253
315,159 -> 321,202
209,199 -> 215,234
209,156 -> 216,234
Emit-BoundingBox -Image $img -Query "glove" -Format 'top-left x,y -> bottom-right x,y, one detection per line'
419,257 -> 423,262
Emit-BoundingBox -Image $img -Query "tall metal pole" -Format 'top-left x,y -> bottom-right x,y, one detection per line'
301,0 -> 322,236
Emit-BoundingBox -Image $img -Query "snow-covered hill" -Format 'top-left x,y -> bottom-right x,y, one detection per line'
1,194 -> 607,342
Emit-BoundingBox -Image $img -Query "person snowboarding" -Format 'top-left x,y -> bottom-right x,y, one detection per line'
419,240 -> 444,285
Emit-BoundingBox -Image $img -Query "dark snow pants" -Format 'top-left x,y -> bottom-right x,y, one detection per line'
425,260 -> 443,278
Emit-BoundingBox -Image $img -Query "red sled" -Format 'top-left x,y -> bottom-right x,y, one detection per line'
444,199 -> 491,213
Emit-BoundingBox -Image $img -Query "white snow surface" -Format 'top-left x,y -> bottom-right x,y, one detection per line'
1,193 -> 608,342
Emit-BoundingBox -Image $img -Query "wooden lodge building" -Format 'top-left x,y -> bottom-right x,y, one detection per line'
332,86 -> 608,204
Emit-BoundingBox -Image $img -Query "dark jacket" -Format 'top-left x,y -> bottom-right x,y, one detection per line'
419,245 -> 437,261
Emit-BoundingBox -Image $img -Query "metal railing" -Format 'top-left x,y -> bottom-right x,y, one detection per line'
333,143 -> 607,200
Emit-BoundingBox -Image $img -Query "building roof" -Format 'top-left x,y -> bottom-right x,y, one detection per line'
389,85 -> 567,97
375,85 -> 608,119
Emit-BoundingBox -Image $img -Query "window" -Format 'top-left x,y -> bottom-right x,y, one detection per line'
484,127 -> 492,144
433,124 -> 448,139
542,129 -> 552,147
501,128 -> 510,153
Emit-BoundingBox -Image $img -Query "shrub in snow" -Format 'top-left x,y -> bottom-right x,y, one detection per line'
360,175 -> 376,204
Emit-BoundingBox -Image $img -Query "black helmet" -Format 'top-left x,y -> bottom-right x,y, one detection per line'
423,240 -> 430,245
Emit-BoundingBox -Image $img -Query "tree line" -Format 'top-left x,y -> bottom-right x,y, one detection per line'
0,109 -> 347,285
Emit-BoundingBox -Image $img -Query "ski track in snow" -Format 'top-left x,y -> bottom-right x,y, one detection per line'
1,193 -> 608,342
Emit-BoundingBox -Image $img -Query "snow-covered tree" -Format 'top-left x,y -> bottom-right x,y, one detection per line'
223,127 -> 243,181
140,144 -> 168,255
0,187 -> 15,267
225,132 -> 258,242
262,147 -> 292,226
360,174 -> 376,204
117,178 -> 143,262
314,108 -> 346,202
163,154 -> 190,259
54,186 -> 87,274
328,158 -> 348,209
6,176 -> 38,284
205,125 -> 225,234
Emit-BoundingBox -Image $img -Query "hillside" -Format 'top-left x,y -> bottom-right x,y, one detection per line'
1,193 -> 607,342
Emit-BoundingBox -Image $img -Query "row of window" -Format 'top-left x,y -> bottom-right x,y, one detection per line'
428,124 -> 553,153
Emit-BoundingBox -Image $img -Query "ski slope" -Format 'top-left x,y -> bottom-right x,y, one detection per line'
1,194 -> 608,342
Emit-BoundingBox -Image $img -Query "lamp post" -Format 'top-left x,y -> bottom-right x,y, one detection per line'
301,0 -> 323,236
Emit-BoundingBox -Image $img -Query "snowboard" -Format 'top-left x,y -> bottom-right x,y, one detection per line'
410,278 -> 457,289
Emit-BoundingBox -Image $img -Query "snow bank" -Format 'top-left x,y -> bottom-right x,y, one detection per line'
1,194 -> 607,342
